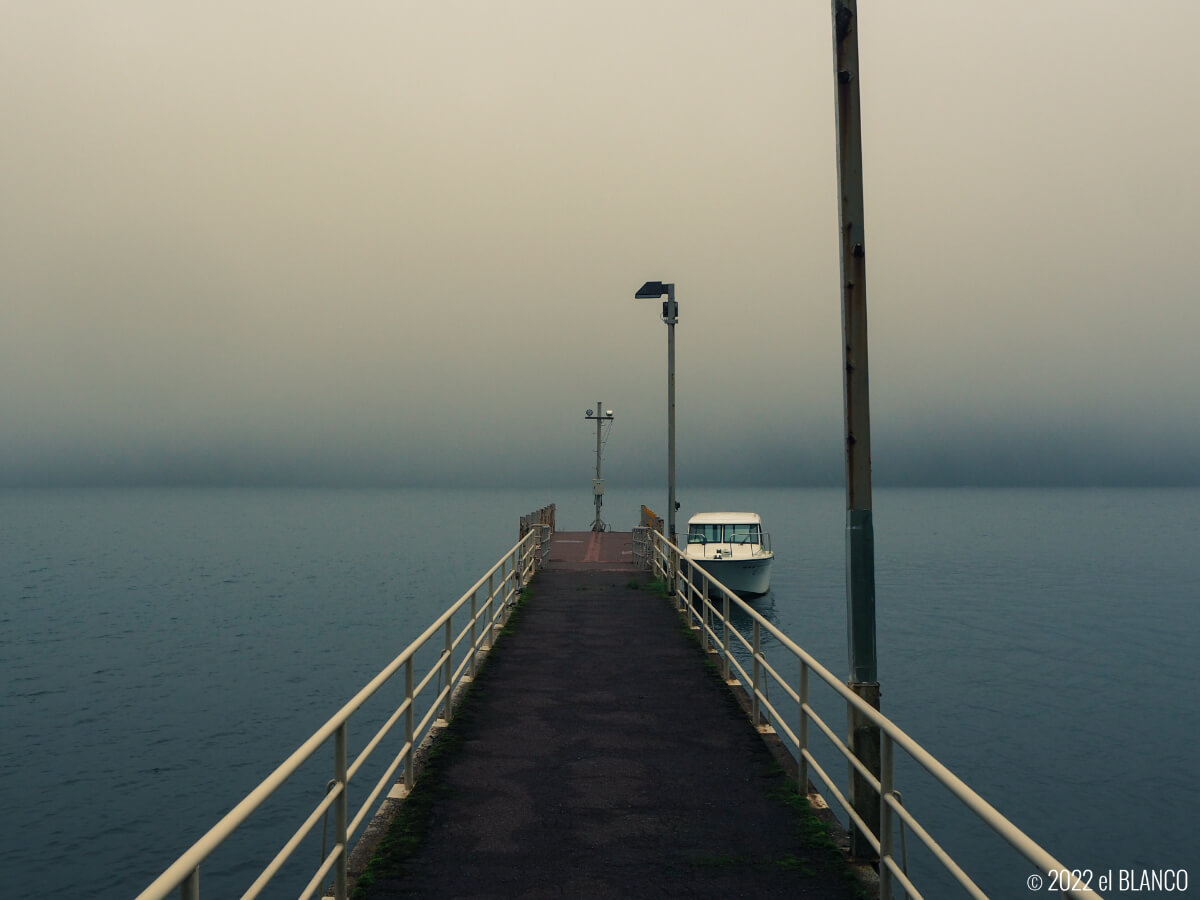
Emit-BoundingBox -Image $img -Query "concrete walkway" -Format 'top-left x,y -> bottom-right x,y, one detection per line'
356,532 -> 858,899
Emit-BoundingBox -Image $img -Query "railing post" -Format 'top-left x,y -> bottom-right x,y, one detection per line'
752,621 -> 763,726
404,658 -> 414,790
515,535 -> 524,588
334,723 -> 348,900
700,585 -> 710,648
669,542 -> 679,602
504,555 -> 514,615
501,556 -> 509,609
180,867 -> 198,900
485,571 -> 494,650
798,660 -> 810,794
513,543 -> 522,599
469,586 -> 478,678
678,551 -> 686,613
441,619 -> 453,722
509,547 -> 517,602
880,732 -> 894,900
721,591 -> 731,681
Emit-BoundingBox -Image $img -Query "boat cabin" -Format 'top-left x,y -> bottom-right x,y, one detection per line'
686,513 -> 769,549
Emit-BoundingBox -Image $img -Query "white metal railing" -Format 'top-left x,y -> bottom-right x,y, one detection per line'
644,528 -> 1102,900
631,525 -> 652,568
136,517 -> 554,900
633,506 -> 664,569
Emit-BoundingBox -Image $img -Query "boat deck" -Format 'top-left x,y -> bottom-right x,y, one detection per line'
353,531 -> 857,899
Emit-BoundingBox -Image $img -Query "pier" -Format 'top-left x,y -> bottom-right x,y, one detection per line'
347,529 -> 858,899
137,506 -> 1102,900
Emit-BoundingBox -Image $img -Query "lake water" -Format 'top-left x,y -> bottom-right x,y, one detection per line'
2,486 -> 1197,897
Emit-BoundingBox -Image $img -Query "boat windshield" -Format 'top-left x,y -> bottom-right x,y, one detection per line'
688,523 -> 762,544
726,523 -> 762,544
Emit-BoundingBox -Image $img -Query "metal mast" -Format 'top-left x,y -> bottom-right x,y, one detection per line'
584,402 -> 614,531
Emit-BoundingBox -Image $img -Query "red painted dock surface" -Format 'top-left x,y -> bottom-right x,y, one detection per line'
545,530 -> 635,568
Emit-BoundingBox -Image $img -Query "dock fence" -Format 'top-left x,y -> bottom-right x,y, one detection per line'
520,503 -> 556,567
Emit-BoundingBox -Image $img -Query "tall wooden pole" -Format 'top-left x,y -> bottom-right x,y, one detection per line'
831,0 -> 880,861
665,285 -> 677,549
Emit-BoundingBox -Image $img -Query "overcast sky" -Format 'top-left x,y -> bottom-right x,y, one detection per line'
3,1 -> 1198,488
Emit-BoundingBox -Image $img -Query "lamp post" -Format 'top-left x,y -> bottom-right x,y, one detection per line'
634,281 -> 677,548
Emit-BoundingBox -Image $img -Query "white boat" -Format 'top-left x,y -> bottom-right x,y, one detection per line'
683,512 -> 774,597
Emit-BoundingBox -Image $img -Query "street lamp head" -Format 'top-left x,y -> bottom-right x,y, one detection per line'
635,281 -> 667,299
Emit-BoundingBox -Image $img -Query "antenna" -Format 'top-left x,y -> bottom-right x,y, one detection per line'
583,401 -> 615,531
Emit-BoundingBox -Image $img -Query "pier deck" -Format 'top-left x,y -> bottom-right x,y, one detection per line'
354,531 -> 857,899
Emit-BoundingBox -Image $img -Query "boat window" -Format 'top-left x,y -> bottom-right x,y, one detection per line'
688,524 -> 723,543
726,523 -> 761,544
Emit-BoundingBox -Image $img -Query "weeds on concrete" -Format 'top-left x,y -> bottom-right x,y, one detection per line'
771,778 -> 846,858
646,577 -> 671,597
498,585 -> 532,636
349,718 -> 467,899
769,774 -> 865,894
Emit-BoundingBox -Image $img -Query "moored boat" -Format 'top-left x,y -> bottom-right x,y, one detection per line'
683,512 -> 774,597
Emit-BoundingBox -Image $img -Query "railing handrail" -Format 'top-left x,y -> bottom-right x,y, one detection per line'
137,513 -> 555,900
645,528 -> 1102,899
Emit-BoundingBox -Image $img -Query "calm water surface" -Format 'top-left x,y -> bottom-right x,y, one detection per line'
2,486 -> 1196,897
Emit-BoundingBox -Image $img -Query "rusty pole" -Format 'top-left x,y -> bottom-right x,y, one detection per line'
831,0 -> 880,861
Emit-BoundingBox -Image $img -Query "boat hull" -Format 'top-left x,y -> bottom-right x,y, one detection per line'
689,553 -> 773,597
